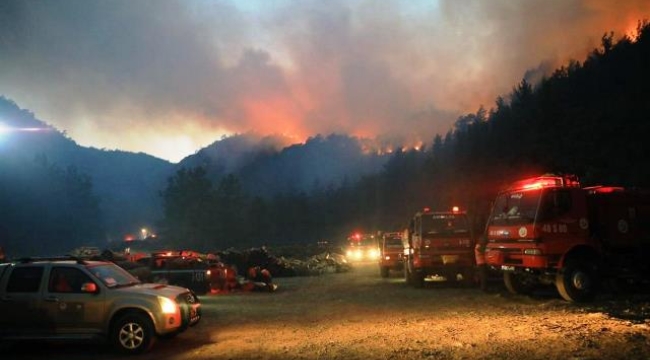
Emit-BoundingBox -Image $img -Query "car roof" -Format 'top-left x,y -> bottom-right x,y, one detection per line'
13,257 -> 112,266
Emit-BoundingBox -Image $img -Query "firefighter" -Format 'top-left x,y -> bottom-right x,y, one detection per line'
244,266 -> 277,292
209,261 -> 226,293
208,261 -> 239,294
475,235 -> 488,291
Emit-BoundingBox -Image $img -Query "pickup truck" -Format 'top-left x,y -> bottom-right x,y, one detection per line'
0,257 -> 201,354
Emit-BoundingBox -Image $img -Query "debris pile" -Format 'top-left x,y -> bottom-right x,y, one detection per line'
216,247 -> 351,278
67,244 -> 352,295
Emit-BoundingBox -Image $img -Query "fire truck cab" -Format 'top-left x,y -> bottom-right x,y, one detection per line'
484,174 -> 650,302
378,231 -> 405,278
345,233 -> 380,262
403,207 -> 475,287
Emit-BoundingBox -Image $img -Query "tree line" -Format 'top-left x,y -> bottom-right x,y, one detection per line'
2,21 -> 648,256
0,155 -> 103,256
160,21 -> 650,252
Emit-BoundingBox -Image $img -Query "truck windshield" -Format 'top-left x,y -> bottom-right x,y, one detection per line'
349,239 -> 375,247
88,263 -> 141,288
489,189 -> 541,226
421,214 -> 469,237
348,235 -> 376,247
384,238 -> 403,248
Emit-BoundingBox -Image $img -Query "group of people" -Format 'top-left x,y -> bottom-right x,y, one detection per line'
207,254 -> 277,294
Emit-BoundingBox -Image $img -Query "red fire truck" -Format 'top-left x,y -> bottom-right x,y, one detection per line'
378,231 -> 405,278
484,174 -> 650,302
403,207 -> 475,287
345,233 -> 380,262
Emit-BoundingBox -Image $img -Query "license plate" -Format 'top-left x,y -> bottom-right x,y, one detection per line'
190,305 -> 200,322
441,255 -> 459,264
501,265 -> 515,271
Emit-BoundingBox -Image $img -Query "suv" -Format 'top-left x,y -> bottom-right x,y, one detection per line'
0,257 -> 201,354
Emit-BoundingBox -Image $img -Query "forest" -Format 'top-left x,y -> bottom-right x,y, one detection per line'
2,21 -> 649,256
159,21 -> 650,251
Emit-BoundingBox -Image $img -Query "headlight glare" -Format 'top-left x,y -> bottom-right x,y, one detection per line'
158,296 -> 178,314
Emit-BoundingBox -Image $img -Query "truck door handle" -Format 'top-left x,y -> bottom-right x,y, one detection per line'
45,296 -> 60,302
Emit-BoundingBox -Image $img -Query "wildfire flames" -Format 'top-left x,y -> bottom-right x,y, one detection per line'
1,1 -> 649,162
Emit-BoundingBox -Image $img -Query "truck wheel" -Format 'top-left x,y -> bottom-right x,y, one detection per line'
504,272 -> 535,295
111,312 -> 156,354
380,266 -> 389,278
556,260 -> 598,302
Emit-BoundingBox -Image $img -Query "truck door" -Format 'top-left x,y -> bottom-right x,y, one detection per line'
537,188 -> 589,255
43,266 -> 105,336
0,265 -> 50,336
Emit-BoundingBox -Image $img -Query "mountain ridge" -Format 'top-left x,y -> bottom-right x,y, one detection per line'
1,97 -> 393,243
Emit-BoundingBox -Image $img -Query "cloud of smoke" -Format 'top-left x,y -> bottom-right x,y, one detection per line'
0,0 -> 647,161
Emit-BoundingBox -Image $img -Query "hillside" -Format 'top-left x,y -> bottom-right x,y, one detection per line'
2,22 -> 650,255
0,98 -> 393,254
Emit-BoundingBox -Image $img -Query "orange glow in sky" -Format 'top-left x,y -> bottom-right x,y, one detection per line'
0,1 -> 648,162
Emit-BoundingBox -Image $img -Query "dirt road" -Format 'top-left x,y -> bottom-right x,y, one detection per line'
6,262 -> 650,359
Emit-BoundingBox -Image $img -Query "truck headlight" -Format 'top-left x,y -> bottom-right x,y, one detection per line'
158,296 -> 178,314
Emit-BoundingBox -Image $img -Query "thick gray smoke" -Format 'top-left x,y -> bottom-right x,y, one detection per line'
0,0 -> 647,161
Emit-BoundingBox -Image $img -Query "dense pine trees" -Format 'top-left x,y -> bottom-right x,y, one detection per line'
159,21 -> 650,251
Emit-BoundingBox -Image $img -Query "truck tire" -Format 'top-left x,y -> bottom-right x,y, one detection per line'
111,312 -> 156,354
380,266 -> 389,278
556,260 -> 598,302
504,272 -> 535,295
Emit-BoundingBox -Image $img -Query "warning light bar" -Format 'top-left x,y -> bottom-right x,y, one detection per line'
420,206 -> 465,215
508,175 -> 580,192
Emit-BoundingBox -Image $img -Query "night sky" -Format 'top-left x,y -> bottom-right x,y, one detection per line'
0,0 -> 647,162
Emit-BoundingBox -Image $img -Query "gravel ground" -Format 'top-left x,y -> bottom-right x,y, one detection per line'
5,262 -> 650,359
